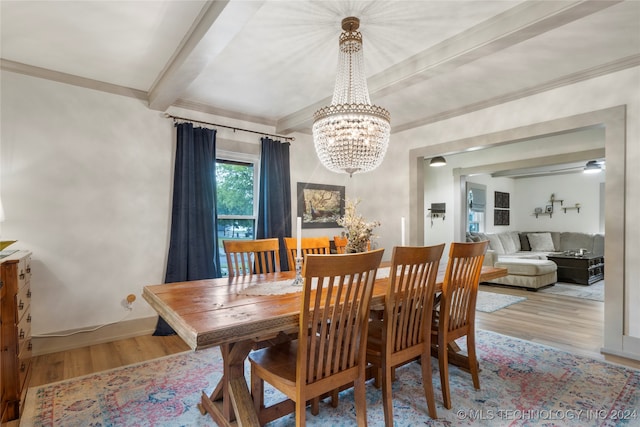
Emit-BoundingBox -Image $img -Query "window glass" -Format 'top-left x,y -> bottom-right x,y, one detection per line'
216,158 -> 258,276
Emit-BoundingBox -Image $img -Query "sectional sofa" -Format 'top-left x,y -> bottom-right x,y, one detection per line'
467,231 -> 604,290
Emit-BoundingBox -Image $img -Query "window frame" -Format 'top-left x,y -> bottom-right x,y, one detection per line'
216,149 -> 260,238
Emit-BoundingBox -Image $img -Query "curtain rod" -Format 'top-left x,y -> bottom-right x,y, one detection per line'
164,113 -> 295,142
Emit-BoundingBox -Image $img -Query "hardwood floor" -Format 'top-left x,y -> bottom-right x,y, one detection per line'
29,284 -> 640,389
29,334 -> 190,387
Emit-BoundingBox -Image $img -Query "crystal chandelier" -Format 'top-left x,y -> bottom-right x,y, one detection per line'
313,17 -> 390,177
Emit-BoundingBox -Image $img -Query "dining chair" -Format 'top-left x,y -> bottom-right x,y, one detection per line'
333,236 -> 372,253
333,235 -> 348,254
223,238 -> 281,277
249,248 -> 385,426
283,236 -> 331,271
432,240 -> 489,409
366,244 -> 445,424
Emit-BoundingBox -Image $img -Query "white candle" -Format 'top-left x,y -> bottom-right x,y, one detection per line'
296,217 -> 302,258
401,216 -> 406,246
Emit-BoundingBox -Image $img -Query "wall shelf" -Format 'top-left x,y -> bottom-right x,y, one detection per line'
533,195 -> 580,218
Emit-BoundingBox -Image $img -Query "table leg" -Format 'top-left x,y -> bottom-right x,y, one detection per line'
199,340 -> 260,427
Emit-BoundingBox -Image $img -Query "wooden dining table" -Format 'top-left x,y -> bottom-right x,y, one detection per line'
142,264 -> 507,427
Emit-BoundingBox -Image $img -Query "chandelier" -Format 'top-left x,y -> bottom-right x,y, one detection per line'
312,17 -> 390,177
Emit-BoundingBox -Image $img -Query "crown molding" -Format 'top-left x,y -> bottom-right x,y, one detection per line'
172,99 -> 277,128
1,59 -> 148,101
393,54 -> 640,134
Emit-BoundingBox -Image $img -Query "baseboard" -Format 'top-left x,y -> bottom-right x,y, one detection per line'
601,346 -> 640,363
32,316 -> 159,356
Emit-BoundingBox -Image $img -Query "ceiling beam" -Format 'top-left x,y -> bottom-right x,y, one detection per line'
148,0 -> 264,111
275,0 -> 622,135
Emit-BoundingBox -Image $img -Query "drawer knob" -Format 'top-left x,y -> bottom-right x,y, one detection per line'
19,329 -> 25,339
20,362 -> 26,372
27,314 -> 32,323
28,341 -> 32,350
18,300 -> 24,310
27,289 -> 32,298
20,273 -> 25,279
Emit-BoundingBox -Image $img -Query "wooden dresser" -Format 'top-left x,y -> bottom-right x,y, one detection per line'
1,250 -> 32,423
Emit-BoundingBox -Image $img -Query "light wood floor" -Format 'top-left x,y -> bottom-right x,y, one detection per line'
29,284 -> 640,389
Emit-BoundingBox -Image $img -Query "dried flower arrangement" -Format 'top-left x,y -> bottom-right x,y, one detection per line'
336,199 -> 380,253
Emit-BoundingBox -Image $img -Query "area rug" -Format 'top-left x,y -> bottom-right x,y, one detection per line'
476,290 -> 526,312
539,280 -> 604,302
22,330 -> 638,427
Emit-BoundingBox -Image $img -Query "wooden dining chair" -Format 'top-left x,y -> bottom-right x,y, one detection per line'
223,238 -> 281,277
283,236 -> 331,271
366,244 -> 445,424
333,235 -> 348,254
333,235 -> 371,254
432,240 -> 489,409
249,249 -> 385,426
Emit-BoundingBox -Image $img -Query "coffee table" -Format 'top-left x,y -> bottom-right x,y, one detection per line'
546,253 -> 604,285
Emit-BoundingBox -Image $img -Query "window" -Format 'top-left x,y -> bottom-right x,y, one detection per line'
466,182 -> 486,233
216,154 -> 259,276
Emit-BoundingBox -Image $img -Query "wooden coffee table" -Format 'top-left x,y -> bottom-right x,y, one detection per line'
546,253 -> 604,285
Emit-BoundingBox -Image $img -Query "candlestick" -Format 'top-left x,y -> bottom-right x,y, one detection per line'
401,216 -> 406,246
296,217 -> 302,259
292,256 -> 304,286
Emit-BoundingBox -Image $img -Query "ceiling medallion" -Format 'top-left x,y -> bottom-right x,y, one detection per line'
312,17 -> 391,177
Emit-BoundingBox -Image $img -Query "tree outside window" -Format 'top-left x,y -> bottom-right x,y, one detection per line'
216,159 -> 257,276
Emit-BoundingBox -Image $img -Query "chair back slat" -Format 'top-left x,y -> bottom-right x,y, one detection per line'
223,238 -> 281,277
333,236 -> 348,254
283,237 -> 331,270
386,245 -> 445,353
441,241 -> 488,335
299,249 -> 384,385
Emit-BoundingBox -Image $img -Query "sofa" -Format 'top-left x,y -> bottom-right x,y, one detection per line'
467,231 -> 604,290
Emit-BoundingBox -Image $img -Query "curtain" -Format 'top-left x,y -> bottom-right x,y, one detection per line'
154,123 -> 221,335
257,137 -> 292,271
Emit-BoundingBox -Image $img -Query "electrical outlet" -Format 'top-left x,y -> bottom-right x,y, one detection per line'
122,294 -> 136,310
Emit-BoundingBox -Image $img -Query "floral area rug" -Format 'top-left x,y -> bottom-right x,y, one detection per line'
22,330 -> 638,427
476,291 -> 526,313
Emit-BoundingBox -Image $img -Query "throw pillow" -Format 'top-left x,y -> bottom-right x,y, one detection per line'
498,233 -> 518,254
519,233 -> 531,251
527,232 -> 555,252
486,233 -> 505,254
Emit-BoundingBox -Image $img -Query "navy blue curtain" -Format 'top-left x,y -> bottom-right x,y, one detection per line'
154,123 -> 222,335
257,137 -> 292,271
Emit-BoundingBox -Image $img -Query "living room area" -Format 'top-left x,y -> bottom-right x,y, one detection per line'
419,122 -> 613,353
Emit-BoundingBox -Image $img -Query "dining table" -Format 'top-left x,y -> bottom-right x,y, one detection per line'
142,264 -> 507,427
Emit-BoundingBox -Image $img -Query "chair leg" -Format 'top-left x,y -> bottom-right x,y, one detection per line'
438,338 -> 452,409
467,333 -> 481,390
311,397 -> 320,416
381,363 -> 394,427
295,399 -> 306,426
353,377 -> 368,427
420,351 -> 438,419
330,389 -> 339,408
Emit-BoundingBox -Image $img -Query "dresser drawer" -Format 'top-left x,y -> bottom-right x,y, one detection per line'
17,312 -> 32,353
17,255 -> 31,290
16,282 -> 31,323
17,357 -> 31,407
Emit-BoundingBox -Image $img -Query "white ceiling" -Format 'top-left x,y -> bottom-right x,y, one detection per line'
1,0 -> 639,136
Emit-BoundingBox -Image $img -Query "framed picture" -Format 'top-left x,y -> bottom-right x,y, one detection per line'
494,209 -> 510,226
297,182 -> 345,229
494,191 -> 510,209
545,205 -> 553,213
